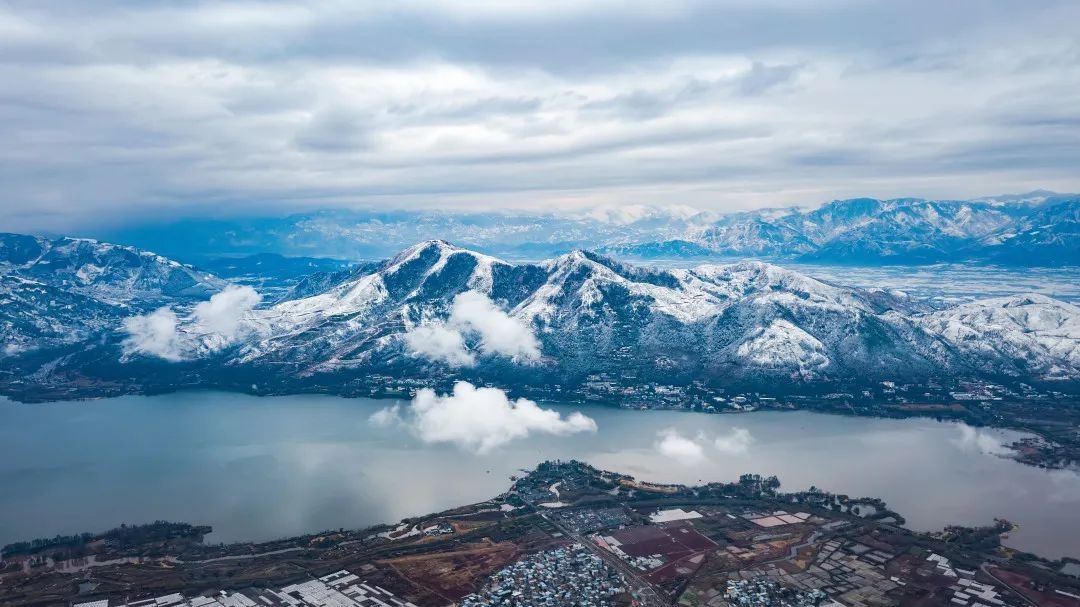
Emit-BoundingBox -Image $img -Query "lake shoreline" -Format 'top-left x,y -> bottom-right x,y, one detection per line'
1,391 -> 1078,559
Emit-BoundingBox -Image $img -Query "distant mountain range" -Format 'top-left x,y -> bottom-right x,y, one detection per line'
1,236 -> 1077,402
93,191 -> 1080,266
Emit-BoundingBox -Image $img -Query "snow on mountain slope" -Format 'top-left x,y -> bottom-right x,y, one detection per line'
240,244 -> 864,374
0,275 -> 124,357
606,196 -> 1078,265
919,294 -> 1080,378
789,199 -> 1017,264
696,217 -> 815,256
980,199 -> 1079,266
93,194 -> 1079,266
239,241 -> 530,368
735,319 -> 831,374
0,233 -> 230,357
515,250 -> 715,325
4,237 -> 1077,389
204,242 -> 1076,384
686,261 -> 872,313
0,233 -> 225,303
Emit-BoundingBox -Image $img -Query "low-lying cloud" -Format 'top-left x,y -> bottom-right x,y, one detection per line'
714,427 -> 755,454
655,428 -> 708,465
404,324 -> 475,366
368,404 -> 404,429
122,285 -> 261,361
122,307 -> 184,361
192,285 -> 262,340
405,291 -> 541,366
655,426 -> 755,464
369,381 -> 596,453
953,423 -> 1014,456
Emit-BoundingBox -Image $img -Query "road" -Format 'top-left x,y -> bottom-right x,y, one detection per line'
981,563 -> 1040,607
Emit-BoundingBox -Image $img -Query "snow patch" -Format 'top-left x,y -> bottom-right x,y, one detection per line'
736,319 -> 830,372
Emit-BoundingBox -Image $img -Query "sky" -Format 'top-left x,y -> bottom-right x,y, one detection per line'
2,0 -> 1080,232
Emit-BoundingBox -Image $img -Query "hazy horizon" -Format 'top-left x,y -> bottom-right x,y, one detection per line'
6,188 -> 1076,236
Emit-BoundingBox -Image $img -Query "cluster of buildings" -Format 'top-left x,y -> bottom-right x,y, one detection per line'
926,554 -> 1022,607
722,578 -> 828,607
73,570 -> 417,607
720,538 -> 1030,607
714,538 -> 901,607
354,370 -> 1054,417
949,577 -> 1015,607
801,538 -> 901,606
458,544 -> 625,606
552,507 -> 631,534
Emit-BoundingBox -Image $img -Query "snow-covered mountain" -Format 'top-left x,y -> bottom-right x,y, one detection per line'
0,274 -> 122,357
0,233 -> 226,357
980,198 -> 1080,265
202,242 -> 1077,388
94,193 -> 1079,266
633,195 -> 1077,265
919,294 -> 1080,380
0,233 -> 224,303
2,238 -> 1078,400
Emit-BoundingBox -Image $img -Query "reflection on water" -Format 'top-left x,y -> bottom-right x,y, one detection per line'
0,392 -> 1077,559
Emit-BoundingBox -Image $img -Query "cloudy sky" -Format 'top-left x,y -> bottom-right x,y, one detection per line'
3,0 -> 1079,231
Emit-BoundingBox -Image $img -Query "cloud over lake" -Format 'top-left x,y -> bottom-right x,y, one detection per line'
370,381 -> 596,453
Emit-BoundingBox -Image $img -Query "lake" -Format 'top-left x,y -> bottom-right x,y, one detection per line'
1,392 -> 1078,559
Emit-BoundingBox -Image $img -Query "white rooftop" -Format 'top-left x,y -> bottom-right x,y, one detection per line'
649,508 -> 703,523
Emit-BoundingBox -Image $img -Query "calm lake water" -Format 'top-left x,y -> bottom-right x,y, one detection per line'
1,392 -> 1078,559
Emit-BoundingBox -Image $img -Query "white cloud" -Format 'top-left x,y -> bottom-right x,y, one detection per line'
377,381 -> 596,453
405,291 -> 541,366
192,285 -> 262,339
122,307 -> 184,361
404,323 -> 475,366
953,423 -> 1014,456
368,404 -> 403,428
655,426 -> 755,463
1046,468 -> 1080,503
450,291 -> 541,360
121,285 -> 261,361
713,427 -> 754,455
655,428 -> 707,465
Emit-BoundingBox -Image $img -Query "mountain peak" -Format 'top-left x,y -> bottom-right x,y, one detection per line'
393,239 -> 460,259
386,240 -> 467,271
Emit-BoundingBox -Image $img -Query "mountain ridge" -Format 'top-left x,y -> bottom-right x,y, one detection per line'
1,236 -> 1078,402
91,193 -> 1080,266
